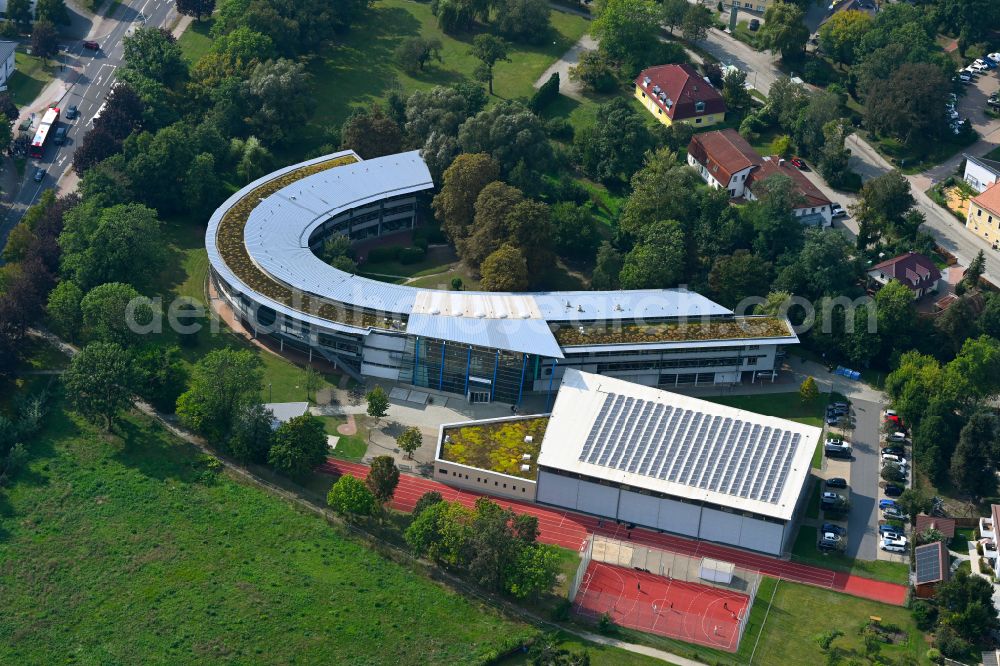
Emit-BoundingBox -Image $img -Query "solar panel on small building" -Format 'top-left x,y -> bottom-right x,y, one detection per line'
914,542 -> 946,585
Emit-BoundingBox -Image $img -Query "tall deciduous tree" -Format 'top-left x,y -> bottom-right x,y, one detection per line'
30,20 -> 59,60
592,0 -> 661,70
708,250 -> 773,308
850,170 -> 914,249
176,348 -> 264,441
470,35 -> 510,95
244,58 -> 313,146
328,474 -> 377,519
46,280 -> 83,341
80,282 -> 152,347
394,37 -> 443,73
397,426 -> 422,459
268,414 -> 328,477
63,342 -> 135,430
865,63 -> 949,150
758,2 -> 809,60
480,244 -> 529,291
493,0 -> 551,45
228,402 -> 275,463
122,28 -> 187,88
619,219 -> 686,289
681,4 -> 713,42
340,104 -> 403,159
366,385 -> 390,421
573,97 -> 653,186
431,153 -> 500,244
799,376 -> 818,403
457,100 -> 552,174
34,0 -> 70,25
366,455 -> 400,505
176,0 -> 215,20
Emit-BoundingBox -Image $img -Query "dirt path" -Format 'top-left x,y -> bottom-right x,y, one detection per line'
533,33 -> 597,102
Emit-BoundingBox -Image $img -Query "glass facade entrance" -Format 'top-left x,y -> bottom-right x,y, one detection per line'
398,337 -> 538,404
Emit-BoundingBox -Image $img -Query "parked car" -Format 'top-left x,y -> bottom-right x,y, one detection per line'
83,40 -> 99,50
879,524 -> 903,536
881,539 -> 906,553
948,108 -> 960,120
958,73 -> 973,83
882,446 -> 905,456
819,532 -> 843,551
883,507 -> 909,520
826,437 -> 847,446
884,484 -> 904,497
33,167 -> 45,182
790,157 -> 807,169
887,432 -> 907,442
882,455 -> 908,468
822,491 -> 843,503
987,53 -> 1000,64
825,477 -> 847,489
822,522 -> 847,536
825,442 -> 852,458
65,105 -> 78,120
879,499 -> 899,510
53,125 -> 67,145
948,92 -> 959,101
748,18 -> 760,31
830,203 -> 847,218
971,61 -> 990,72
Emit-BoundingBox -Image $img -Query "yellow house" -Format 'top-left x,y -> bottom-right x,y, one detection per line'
966,181 -> 1000,246
634,64 -> 727,128
724,0 -> 773,13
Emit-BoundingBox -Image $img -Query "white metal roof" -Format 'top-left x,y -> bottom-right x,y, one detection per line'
206,150 -> 767,357
537,369 -> 820,520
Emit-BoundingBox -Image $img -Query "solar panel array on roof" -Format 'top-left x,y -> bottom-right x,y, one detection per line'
915,543 -> 944,585
579,392 -> 801,504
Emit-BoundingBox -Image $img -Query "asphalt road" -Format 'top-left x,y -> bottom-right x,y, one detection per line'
0,0 -> 177,248
844,397 -> 880,561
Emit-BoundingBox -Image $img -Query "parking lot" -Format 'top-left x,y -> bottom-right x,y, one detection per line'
956,59 -> 1000,141
815,396 -> 909,564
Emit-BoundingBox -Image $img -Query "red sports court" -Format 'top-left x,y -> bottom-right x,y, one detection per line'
574,561 -> 749,651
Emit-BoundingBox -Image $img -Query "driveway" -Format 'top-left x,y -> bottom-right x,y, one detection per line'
843,396 -> 881,561
532,33 -> 598,101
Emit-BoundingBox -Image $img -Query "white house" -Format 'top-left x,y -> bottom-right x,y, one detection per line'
964,154 -> 1000,194
0,40 -> 16,90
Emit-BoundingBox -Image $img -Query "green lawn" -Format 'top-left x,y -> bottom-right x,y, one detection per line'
792,526 -> 909,585
361,245 -> 461,281
9,51 -> 53,107
501,633 -> 671,665
177,17 -> 215,64
0,405 -> 537,663
320,415 -> 369,460
304,0 -> 590,139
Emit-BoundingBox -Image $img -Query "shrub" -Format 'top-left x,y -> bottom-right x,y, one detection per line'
450,277 -> 463,290
911,600 -> 938,630
397,246 -> 426,264
926,648 -> 942,664
530,72 -> 560,114
545,117 -> 574,142
935,625 -> 970,659
598,612 -> 615,634
551,598 -> 572,621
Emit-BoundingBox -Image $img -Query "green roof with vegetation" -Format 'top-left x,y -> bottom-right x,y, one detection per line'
552,317 -> 793,346
214,154 -> 397,330
440,418 -> 549,480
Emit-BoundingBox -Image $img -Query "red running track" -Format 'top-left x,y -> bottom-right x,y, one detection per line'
574,562 -> 749,652
320,460 -> 907,606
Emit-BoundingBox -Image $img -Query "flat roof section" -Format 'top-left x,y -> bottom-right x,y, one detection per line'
537,369 -> 820,521
440,417 -> 549,480
553,316 -> 795,347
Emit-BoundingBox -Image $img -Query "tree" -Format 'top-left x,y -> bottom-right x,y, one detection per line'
662,0 -> 688,34
897,487 -> 933,520
865,63 -> 949,151
35,0 -> 70,25
431,153 -> 500,244
244,59 -> 313,146
395,37 -> 443,73
681,4 -> 713,43
708,250 -> 773,308
481,244 -> 529,291
405,84 -> 487,145
458,100 -> 552,175
60,203 -> 165,291
799,376 -> 819,403
937,568 -> 999,641
550,202 -> 599,261
232,136 -> 272,183
228,402 -> 275,463
30,20 -> 59,61
340,104 -> 403,159
568,49 -> 617,93
591,241 -> 622,290
494,0 -> 551,45
965,250 -> 986,289
950,414 -> 997,500
63,342 -> 135,430
721,68 -> 751,113
431,0 -> 477,33
758,2 -> 809,60
935,296 -> 979,355
122,28 -> 187,88
850,170 -> 915,248
176,0 -> 215,20
619,220 -> 686,289
366,455 -> 400,505
268,413 -> 328,477
366,385 -> 390,421
397,426 -> 422,459
574,98 -> 653,186
592,0 -> 661,70
470,35 -> 510,96
80,282 -> 152,347
413,490 -> 443,516
6,0 -> 32,30
818,9 -> 873,65
327,474 -> 377,519
507,543 -> 561,599
176,348 -> 264,441
133,344 -> 187,412
46,280 -> 83,341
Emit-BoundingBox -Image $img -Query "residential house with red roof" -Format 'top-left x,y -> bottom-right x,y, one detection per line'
866,252 -> 943,299
634,64 -> 726,128
687,129 -> 833,226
